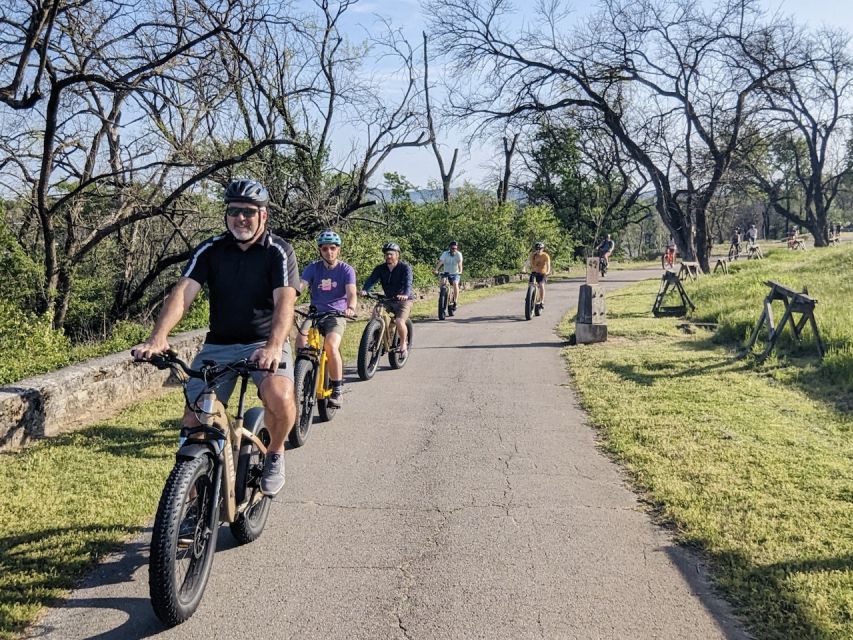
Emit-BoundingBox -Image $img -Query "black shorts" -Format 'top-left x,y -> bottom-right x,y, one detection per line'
529,272 -> 547,284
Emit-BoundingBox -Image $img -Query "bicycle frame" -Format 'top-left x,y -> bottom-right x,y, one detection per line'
297,316 -> 332,403
175,367 -> 268,524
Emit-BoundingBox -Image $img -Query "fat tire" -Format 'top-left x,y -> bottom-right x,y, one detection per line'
290,358 -> 315,448
230,411 -> 271,544
317,366 -> 338,422
149,456 -> 219,627
525,284 -> 536,320
438,287 -> 447,320
357,319 -> 383,380
389,319 -> 413,369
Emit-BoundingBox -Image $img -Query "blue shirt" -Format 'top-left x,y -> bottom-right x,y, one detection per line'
363,262 -> 414,299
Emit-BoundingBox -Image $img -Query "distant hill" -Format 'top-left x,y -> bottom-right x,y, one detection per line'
367,187 -> 527,204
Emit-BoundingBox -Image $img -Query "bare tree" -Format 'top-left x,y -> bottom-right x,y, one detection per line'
0,0 -> 312,328
742,28 -> 853,245
427,0 -> 797,270
423,32 -> 458,204
1,0 -> 429,329
497,133 -> 518,205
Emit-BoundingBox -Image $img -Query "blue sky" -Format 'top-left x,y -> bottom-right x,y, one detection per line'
358,0 -> 853,189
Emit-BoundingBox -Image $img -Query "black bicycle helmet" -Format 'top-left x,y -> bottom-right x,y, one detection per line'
534,241 -> 545,250
382,242 -> 401,253
224,179 -> 269,206
449,240 -> 458,248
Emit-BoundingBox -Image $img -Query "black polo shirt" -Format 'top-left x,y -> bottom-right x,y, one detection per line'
182,231 -> 299,344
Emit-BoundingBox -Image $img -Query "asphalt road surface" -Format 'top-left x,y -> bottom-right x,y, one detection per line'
27,269 -> 748,640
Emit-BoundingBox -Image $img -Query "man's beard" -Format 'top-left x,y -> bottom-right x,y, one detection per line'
231,222 -> 258,242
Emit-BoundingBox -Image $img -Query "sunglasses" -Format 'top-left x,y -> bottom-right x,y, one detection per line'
226,206 -> 260,218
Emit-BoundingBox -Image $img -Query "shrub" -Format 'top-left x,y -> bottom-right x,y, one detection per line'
0,300 -> 71,385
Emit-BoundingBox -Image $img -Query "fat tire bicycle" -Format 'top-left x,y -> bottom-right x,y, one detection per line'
291,308 -> 351,447
436,271 -> 456,320
136,352 -> 279,627
357,292 -> 413,380
524,274 -> 544,320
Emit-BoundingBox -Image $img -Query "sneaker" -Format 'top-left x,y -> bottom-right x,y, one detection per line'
260,452 -> 285,497
327,388 -> 343,408
539,302 -> 545,310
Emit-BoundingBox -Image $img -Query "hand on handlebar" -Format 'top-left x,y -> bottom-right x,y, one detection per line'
131,337 -> 170,362
249,345 -> 280,373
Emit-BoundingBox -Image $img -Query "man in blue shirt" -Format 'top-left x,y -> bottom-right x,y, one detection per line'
361,242 -> 414,358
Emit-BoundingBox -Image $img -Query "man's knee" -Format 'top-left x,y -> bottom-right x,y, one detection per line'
259,376 -> 295,413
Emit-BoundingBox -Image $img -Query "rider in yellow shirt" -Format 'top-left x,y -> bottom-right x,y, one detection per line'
526,242 -> 552,309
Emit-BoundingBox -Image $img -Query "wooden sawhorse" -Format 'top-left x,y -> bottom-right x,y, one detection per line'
741,281 -> 825,360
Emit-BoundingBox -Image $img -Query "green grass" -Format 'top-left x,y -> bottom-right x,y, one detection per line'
560,244 -> 853,639
0,277 -> 528,639
0,394 -> 179,640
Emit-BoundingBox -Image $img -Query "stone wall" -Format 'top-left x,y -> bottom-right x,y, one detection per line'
0,330 -> 206,451
0,273 -> 528,451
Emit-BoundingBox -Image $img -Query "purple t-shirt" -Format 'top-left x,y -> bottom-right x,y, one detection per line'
301,260 -> 356,312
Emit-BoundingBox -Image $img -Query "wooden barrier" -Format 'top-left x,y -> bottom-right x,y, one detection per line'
741,281 -> 825,360
678,261 -> 702,281
652,271 -> 696,317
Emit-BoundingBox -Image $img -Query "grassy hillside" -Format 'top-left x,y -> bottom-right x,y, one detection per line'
561,243 -> 853,639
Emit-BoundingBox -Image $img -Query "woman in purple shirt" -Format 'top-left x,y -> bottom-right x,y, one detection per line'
298,230 -> 357,408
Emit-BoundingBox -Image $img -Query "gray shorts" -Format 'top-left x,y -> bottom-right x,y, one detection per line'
317,315 -> 347,337
185,341 -> 293,408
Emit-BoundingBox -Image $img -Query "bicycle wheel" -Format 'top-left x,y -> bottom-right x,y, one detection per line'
438,287 -> 447,320
290,358 -> 316,448
230,407 -> 271,544
317,365 -> 338,422
524,284 -> 535,320
727,245 -> 736,261
389,319 -> 413,369
357,318 -> 383,380
149,455 -> 219,627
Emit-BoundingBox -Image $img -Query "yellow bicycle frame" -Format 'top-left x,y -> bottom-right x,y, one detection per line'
302,319 -> 332,402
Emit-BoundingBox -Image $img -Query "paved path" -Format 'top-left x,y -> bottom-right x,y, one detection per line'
27,269 -> 747,639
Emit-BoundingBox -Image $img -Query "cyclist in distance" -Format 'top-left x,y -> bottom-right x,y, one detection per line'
297,230 -> 357,408
526,241 -> 552,309
729,226 -> 742,258
746,223 -> 759,247
434,240 -> 464,311
596,234 -> 616,268
132,179 -> 299,497
361,242 -> 414,358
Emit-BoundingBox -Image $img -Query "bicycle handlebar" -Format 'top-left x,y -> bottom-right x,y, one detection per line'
295,308 -> 354,320
134,350 -> 284,379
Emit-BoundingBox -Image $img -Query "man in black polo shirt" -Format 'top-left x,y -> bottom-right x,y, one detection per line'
132,179 -> 299,496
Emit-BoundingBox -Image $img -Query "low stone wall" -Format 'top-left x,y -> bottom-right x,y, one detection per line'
0,273 -> 528,452
0,330 -> 206,451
